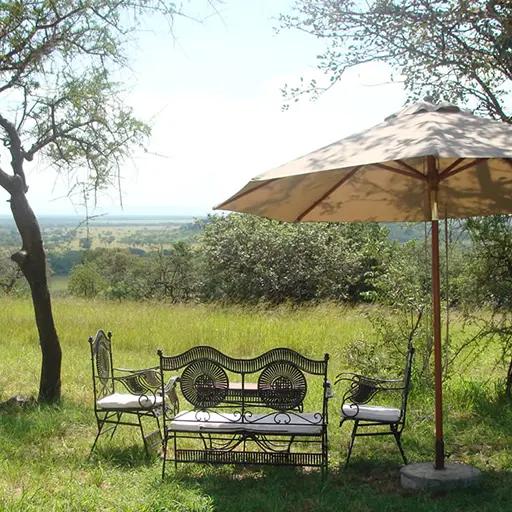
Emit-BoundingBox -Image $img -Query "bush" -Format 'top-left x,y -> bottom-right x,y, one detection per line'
68,262 -> 106,298
198,214 -> 390,304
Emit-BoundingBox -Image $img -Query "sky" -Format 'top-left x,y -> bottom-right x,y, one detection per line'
0,0 -> 406,218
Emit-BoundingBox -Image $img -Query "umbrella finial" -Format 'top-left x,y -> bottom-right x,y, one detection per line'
423,94 -> 435,104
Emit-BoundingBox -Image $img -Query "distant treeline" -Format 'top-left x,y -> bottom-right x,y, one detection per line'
58,214 -> 512,312
0,214 -> 509,311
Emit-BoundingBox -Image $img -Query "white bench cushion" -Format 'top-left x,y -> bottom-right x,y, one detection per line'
341,404 -> 401,423
170,410 -> 324,435
97,392 -> 163,410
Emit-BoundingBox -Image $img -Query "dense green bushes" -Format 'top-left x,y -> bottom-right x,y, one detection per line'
58,214 -> 512,314
65,214 -> 392,304
199,214 -> 390,303
4,213 -> 512,320
68,244 -> 196,301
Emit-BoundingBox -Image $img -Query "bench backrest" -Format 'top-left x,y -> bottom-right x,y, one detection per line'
158,346 -> 329,416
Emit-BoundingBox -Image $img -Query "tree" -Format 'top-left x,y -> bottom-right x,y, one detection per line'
149,242 -> 197,301
199,213 -> 389,304
460,216 -> 512,309
0,1 -> 214,402
279,0 -> 511,122
68,261 -> 106,298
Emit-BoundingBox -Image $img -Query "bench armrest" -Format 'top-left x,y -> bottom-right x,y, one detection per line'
161,375 -> 180,416
163,375 -> 180,393
325,380 -> 334,399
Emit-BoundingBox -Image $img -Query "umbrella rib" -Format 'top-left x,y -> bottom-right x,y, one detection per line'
295,166 -> 362,222
215,179 -> 278,209
395,159 -> 426,177
374,163 -> 426,180
440,158 -> 488,180
440,158 -> 465,176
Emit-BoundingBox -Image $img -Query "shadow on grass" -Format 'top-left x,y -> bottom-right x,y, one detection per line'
154,461 -> 511,512
91,444 -> 157,469
0,401 -> 67,443
0,400 -> 156,468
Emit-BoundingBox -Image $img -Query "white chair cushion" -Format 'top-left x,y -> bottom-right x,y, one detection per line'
341,404 -> 401,423
170,410 -> 324,435
97,392 -> 163,410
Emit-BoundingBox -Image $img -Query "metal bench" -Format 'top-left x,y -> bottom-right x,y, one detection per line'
157,346 -> 332,478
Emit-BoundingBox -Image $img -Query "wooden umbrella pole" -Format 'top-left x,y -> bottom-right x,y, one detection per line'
429,155 -> 445,470
431,218 -> 444,469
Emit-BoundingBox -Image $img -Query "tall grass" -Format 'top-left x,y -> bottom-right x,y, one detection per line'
0,297 -> 511,511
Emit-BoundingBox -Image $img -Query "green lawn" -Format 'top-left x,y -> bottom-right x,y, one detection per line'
0,297 -> 510,511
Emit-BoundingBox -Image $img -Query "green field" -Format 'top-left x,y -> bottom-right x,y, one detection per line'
0,298 -> 511,511
50,275 -> 70,294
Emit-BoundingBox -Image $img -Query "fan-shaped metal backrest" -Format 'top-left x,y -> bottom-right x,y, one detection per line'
258,362 -> 307,411
180,360 -> 229,409
90,330 -> 114,399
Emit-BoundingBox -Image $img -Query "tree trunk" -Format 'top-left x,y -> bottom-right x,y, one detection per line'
10,184 -> 62,403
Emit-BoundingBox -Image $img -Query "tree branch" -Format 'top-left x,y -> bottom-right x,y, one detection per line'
0,114 -> 28,192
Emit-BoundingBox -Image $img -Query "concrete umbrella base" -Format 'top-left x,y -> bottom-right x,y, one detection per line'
400,462 -> 482,490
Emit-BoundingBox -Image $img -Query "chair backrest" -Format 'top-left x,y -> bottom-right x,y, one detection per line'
89,330 -> 115,401
400,344 -> 415,421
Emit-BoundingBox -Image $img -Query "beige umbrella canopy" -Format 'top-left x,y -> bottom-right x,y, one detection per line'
215,101 -> 512,470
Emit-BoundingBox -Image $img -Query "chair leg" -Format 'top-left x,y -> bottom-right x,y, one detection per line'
137,413 -> 151,457
91,417 -> 106,454
174,434 -> 178,471
161,434 -> 169,480
345,420 -> 359,467
109,412 -> 123,440
391,426 -> 408,465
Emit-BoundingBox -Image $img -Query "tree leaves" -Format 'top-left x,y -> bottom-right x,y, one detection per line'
278,0 -> 511,122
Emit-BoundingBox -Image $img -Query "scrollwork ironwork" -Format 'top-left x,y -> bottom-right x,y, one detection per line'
180,360 -> 229,408
258,362 -> 307,410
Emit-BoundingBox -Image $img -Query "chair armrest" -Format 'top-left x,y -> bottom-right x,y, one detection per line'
334,371 -> 402,386
113,367 -> 161,394
335,372 -> 406,405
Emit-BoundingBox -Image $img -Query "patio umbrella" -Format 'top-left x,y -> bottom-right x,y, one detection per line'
214,101 -> 512,470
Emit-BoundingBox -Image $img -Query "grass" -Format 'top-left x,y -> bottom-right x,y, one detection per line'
0,297 -> 511,511
49,275 -> 70,295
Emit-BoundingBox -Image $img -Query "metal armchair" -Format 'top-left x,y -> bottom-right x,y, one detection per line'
88,330 -> 164,455
335,344 -> 414,466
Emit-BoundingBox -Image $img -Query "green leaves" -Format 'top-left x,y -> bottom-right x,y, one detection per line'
199,213 -> 389,304
279,0 -> 511,122
0,0 -> 199,196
